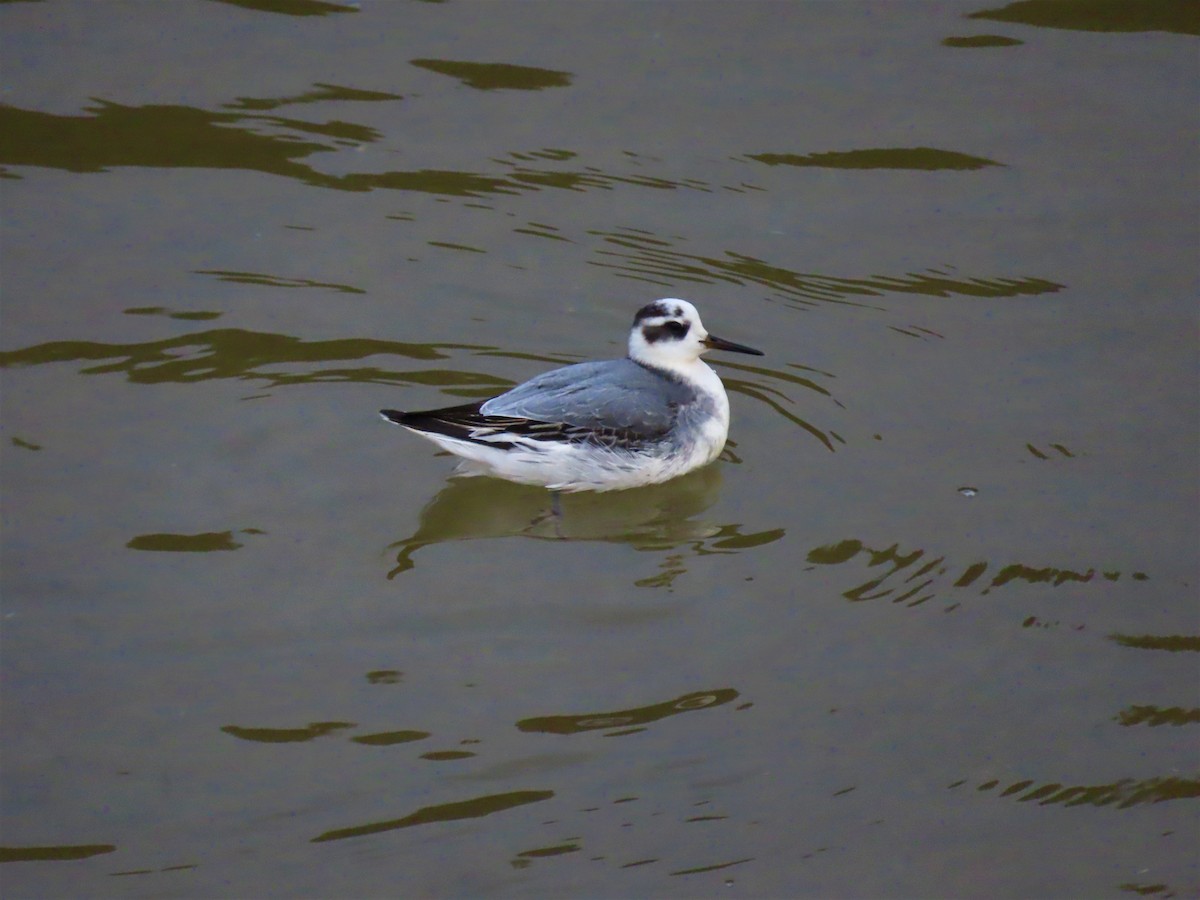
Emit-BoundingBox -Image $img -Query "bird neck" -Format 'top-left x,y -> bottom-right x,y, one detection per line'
631,353 -> 721,394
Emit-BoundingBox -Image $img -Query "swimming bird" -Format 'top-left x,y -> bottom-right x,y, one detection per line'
380,299 -> 763,492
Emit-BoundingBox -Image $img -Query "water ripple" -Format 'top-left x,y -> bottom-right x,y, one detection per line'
587,228 -> 1063,307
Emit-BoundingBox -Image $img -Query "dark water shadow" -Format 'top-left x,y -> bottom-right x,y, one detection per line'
384,466 -> 785,587
222,721 -> 442,751
0,100 -> 360,182
0,95 -> 1036,205
516,688 -> 740,737
221,721 -> 355,744
410,58 -> 572,91
125,306 -> 223,322
1114,705 -> 1199,727
942,34 -> 1025,47
953,773 -> 1199,811
311,790 -> 555,844
351,729 -> 432,746
109,863 -> 199,878
967,0 -> 1200,35
223,82 -> 402,111
805,536 -> 1150,612
193,269 -> 366,294
1109,634 -> 1200,652
512,841 -> 582,864
0,101 -> 725,197
0,844 -> 117,863
213,0 -> 358,16
126,528 -> 263,552
0,329 -> 500,391
747,148 -> 1003,170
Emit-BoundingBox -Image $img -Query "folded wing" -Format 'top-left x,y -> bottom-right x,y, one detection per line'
481,359 -> 693,438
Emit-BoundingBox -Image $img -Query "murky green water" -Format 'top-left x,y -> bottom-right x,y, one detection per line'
2,1 -> 1197,897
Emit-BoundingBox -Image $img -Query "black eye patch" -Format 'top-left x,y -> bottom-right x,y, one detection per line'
642,320 -> 689,343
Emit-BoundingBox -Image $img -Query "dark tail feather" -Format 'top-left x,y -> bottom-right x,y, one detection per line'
379,401 -> 490,435
380,409 -> 408,425
379,401 -> 517,448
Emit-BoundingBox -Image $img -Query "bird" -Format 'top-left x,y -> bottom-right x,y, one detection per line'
380,298 -> 763,492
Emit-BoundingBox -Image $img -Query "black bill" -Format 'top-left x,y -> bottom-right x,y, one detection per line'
702,334 -> 764,356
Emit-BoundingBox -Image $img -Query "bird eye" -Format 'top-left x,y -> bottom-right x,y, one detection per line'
664,320 -> 688,338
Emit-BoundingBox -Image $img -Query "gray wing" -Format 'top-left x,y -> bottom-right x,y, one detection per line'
481,359 -> 694,437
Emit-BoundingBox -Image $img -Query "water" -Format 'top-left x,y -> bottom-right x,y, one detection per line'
2,1 -> 1197,897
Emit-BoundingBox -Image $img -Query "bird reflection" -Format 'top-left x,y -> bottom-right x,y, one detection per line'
385,464 -> 775,581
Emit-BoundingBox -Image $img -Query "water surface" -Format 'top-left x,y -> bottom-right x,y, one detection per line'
1,1 -> 1197,897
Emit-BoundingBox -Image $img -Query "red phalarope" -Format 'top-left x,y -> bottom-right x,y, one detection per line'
380,299 -> 763,492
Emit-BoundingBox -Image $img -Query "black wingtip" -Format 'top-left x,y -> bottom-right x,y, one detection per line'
380,409 -> 407,424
